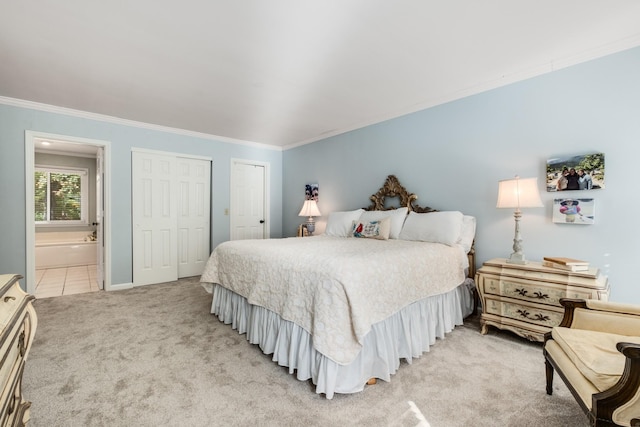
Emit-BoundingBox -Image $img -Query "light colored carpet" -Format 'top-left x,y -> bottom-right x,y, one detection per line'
23,277 -> 587,427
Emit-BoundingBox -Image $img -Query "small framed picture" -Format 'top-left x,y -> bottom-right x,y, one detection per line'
552,198 -> 595,225
305,184 -> 319,201
546,153 -> 605,192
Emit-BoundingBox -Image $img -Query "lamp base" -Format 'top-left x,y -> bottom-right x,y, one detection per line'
305,218 -> 315,235
506,253 -> 527,264
507,208 -> 528,264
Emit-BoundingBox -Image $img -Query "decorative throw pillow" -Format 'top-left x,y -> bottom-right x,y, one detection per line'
398,211 -> 464,246
357,207 -> 408,239
324,209 -> 365,237
351,217 -> 391,240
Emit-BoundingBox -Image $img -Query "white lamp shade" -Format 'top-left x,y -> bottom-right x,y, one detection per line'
298,200 -> 321,217
496,176 -> 543,209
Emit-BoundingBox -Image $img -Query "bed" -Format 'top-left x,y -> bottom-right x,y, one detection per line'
201,175 -> 477,398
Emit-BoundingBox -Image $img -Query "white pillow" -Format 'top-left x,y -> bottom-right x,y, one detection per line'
358,207 -> 408,239
324,209 -> 365,237
398,211 -> 464,246
458,215 -> 476,253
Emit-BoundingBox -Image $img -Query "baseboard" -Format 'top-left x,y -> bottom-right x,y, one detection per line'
107,282 -> 133,291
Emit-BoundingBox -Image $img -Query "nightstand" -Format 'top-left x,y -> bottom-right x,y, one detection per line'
475,258 -> 609,342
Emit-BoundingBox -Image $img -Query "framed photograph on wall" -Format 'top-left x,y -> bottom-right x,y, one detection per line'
552,198 -> 595,225
305,184 -> 319,201
546,152 -> 605,192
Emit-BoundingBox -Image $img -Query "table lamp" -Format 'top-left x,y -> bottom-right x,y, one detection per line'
496,175 -> 543,264
298,200 -> 321,235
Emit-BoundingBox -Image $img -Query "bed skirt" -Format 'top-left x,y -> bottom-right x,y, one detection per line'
210,279 -> 475,399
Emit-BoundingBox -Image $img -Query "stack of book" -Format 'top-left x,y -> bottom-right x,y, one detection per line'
542,256 -> 590,272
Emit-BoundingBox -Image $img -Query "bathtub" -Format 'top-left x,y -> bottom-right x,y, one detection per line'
35,231 -> 97,269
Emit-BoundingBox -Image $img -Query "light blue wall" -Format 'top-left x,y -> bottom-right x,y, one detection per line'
3,47 -> 638,302
284,46 -> 640,304
0,105 -> 283,286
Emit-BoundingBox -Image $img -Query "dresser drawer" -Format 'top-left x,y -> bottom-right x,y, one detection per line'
484,297 -> 564,329
477,259 -> 609,341
0,285 -> 26,333
0,275 -> 37,427
480,275 -> 595,306
0,319 -> 26,394
0,314 -> 30,423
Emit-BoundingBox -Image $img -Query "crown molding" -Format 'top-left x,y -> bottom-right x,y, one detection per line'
0,96 -> 282,152
4,34 -> 640,153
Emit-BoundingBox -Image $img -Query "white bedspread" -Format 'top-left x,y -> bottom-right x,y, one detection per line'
201,235 -> 468,365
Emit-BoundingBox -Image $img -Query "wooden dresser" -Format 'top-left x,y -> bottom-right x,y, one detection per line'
0,275 -> 37,426
475,258 -> 609,342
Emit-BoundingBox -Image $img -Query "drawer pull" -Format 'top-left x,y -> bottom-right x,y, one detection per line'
6,394 -> 15,415
514,288 -> 549,300
18,331 -> 26,357
4,296 -> 15,303
517,309 -> 551,322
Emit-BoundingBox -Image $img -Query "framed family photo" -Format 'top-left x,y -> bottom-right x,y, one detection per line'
546,152 -> 605,192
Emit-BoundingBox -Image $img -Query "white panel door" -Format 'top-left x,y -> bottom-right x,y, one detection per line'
177,157 -> 211,278
231,162 -> 265,240
132,151 -> 178,286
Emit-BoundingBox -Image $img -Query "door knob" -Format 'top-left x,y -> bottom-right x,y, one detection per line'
259,220 -> 265,224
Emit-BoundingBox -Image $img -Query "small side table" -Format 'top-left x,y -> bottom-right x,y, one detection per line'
475,258 -> 609,341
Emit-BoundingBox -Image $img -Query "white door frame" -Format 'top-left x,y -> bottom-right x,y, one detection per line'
25,131 -> 112,293
230,158 -> 270,240
96,147 -> 105,289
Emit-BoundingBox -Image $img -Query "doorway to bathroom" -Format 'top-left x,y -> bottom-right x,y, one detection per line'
25,131 -> 111,297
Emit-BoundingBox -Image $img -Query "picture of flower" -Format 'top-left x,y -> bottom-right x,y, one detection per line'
552,198 -> 595,224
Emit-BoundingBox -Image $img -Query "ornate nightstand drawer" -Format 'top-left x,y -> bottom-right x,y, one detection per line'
0,275 -> 37,427
480,277 -> 593,307
484,298 -> 564,328
0,318 -> 27,400
0,284 -> 26,332
476,258 -> 609,341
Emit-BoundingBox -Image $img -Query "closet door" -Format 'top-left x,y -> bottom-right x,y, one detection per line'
177,157 -> 210,278
230,162 -> 266,240
132,151 -> 178,286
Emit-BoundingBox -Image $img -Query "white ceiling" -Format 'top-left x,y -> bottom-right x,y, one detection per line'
2,1 -> 640,149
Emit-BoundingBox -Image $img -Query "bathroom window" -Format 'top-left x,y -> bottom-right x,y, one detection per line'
35,166 -> 88,225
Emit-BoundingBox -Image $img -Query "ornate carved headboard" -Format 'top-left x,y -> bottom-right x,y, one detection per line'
365,175 -> 476,280
365,175 -> 435,213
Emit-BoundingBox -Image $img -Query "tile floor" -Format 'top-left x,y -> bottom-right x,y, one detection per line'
35,264 -> 100,299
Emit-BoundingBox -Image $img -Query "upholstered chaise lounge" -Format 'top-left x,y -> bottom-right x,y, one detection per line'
544,298 -> 640,427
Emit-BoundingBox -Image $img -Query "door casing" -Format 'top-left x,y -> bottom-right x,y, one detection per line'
24,131 -> 111,293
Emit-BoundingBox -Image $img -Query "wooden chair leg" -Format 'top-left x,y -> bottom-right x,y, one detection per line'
367,378 -> 377,385
545,358 -> 554,395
